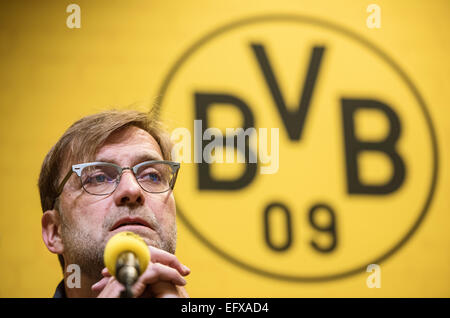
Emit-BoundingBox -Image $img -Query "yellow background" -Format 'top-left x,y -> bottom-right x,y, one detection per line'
0,0 -> 449,297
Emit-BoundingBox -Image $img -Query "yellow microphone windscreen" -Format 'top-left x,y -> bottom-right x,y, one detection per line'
103,231 -> 151,276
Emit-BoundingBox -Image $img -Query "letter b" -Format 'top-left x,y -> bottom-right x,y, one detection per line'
195,93 -> 257,190
341,98 -> 406,195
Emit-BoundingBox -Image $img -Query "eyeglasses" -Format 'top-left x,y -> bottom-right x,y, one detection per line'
53,160 -> 180,207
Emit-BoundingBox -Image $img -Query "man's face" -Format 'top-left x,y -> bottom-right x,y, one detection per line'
58,126 -> 177,278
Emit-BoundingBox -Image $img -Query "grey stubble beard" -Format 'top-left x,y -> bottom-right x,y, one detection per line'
59,208 -> 177,281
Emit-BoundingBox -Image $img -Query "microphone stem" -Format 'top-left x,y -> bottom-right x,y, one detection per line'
120,285 -> 134,298
116,252 -> 140,298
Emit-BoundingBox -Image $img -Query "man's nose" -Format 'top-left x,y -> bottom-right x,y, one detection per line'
113,170 -> 145,206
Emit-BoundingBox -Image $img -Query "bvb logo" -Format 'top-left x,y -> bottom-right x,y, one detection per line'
157,15 -> 438,281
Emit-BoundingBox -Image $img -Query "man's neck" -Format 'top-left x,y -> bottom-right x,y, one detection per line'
63,271 -> 101,298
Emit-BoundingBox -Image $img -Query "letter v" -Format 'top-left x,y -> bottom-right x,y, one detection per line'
251,43 -> 325,141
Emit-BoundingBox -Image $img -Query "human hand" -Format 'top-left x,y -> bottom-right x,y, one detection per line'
91,246 -> 190,298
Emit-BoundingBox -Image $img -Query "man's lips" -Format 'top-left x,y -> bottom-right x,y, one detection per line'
110,217 -> 153,231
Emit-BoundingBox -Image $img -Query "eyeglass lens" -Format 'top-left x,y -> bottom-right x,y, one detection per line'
80,162 -> 173,195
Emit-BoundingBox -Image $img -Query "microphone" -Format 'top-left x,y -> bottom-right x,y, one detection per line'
103,231 -> 151,298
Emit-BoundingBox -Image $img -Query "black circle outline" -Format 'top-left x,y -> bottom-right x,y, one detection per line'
156,14 -> 439,282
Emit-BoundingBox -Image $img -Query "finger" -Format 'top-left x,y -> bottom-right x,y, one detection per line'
132,263 -> 186,297
143,262 -> 187,286
148,246 -> 190,276
96,277 -> 124,298
177,286 -> 189,298
102,267 -> 112,277
91,276 -> 110,292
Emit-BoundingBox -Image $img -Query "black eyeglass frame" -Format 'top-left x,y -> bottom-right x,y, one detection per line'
52,160 -> 180,209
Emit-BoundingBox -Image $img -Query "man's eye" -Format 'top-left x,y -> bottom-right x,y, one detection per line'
95,175 -> 107,182
84,173 -> 113,184
141,172 -> 161,183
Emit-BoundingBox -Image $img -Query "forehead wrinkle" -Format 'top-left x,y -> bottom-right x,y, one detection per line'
95,126 -> 164,166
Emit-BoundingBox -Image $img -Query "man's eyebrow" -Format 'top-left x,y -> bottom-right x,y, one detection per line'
95,152 -> 164,165
134,153 -> 164,163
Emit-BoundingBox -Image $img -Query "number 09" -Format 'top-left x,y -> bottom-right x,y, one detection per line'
263,202 -> 338,253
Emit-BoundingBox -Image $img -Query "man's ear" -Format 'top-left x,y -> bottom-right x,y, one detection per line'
42,210 -> 64,255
